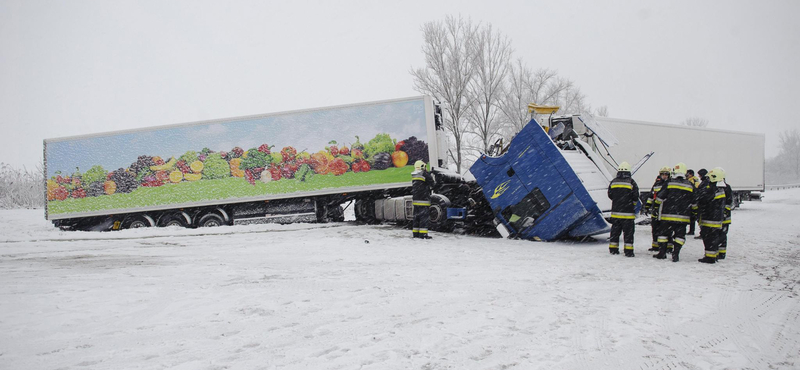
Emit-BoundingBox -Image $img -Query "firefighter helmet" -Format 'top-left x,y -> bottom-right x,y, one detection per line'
708,167 -> 726,182
659,166 -> 671,175
414,160 -> 426,171
672,162 -> 687,177
617,162 -> 631,172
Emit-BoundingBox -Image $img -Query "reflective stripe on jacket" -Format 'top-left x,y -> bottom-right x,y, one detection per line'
411,169 -> 433,203
608,174 -> 639,219
655,177 -> 694,223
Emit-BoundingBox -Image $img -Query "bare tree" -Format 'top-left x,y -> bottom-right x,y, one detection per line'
410,15 -> 478,173
594,106 -> 609,117
0,163 -> 44,209
465,23 -> 513,156
681,117 -> 709,127
499,65 -> 573,138
498,59 -> 535,137
779,129 -> 800,179
547,78 -> 590,118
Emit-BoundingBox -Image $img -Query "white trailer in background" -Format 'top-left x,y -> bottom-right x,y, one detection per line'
594,117 -> 765,206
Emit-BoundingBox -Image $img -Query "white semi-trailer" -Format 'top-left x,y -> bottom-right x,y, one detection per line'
44,96 -> 450,230
595,117 -> 765,206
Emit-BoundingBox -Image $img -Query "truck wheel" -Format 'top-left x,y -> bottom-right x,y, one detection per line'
429,194 -> 454,232
159,212 -> 190,228
122,215 -> 154,229
355,199 -> 376,223
198,213 -> 225,227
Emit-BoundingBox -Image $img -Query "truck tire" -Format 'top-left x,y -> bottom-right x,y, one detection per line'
198,213 -> 225,227
158,212 -> 190,228
122,215 -> 154,229
355,199 -> 377,223
429,194 -> 454,232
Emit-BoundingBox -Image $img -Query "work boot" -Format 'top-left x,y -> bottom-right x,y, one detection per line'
717,252 -> 726,260
647,242 -> 659,252
609,248 -> 620,255
624,251 -> 635,257
672,246 -> 681,262
653,244 -> 668,259
420,235 -> 433,240
698,256 -> 716,264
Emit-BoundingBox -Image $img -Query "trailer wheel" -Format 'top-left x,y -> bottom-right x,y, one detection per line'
159,212 -> 190,228
122,215 -> 154,229
198,213 -> 225,227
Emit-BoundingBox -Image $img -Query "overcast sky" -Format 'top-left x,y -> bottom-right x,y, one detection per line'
2,0 -> 798,171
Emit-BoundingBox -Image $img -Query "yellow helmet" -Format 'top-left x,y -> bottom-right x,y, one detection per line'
617,161 -> 631,172
414,160 -> 426,171
672,162 -> 687,177
708,167 -> 726,182
659,166 -> 671,175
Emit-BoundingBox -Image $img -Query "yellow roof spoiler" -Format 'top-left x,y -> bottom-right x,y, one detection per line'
527,103 -> 560,115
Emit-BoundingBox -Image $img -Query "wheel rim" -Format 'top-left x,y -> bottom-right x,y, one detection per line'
129,220 -> 147,228
430,204 -> 444,224
203,219 -> 220,227
166,220 -> 183,227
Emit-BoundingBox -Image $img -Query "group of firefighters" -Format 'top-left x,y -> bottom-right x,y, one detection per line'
607,162 -> 732,264
410,159 -> 733,262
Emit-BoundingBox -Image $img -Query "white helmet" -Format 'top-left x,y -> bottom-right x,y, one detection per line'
617,161 -> 631,172
708,167 -> 726,182
672,162 -> 687,177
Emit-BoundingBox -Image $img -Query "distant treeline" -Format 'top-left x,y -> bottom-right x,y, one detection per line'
766,129 -> 800,185
0,163 -> 43,209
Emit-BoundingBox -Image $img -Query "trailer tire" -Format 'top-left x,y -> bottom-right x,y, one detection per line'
159,212 -> 190,228
198,213 -> 225,227
122,215 -> 154,229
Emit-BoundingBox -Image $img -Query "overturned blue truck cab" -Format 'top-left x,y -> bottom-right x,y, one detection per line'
469,113 -> 611,241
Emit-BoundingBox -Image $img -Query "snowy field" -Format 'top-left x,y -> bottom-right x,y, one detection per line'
1,190 -> 799,370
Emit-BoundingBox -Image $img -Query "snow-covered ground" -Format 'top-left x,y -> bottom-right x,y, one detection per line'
1,190 -> 799,370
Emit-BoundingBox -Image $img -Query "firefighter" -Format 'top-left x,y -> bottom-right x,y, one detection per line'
411,160 -> 434,239
644,166 -> 671,252
607,162 -> 639,256
694,168 -> 709,240
652,163 -> 694,262
719,168 -> 733,259
695,167 -> 727,263
686,169 -> 700,235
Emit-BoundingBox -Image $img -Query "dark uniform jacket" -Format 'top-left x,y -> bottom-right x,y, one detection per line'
696,182 -> 726,228
654,177 -> 694,223
607,172 -> 639,220
645,177 -> 665,216
723,183 -> 733,225
411,169 -> 434,205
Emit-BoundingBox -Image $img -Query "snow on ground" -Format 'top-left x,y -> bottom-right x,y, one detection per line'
1,190 -> 799,370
